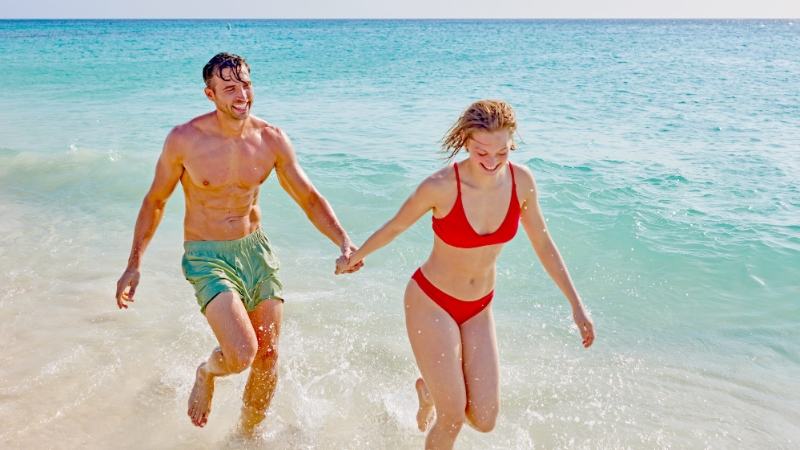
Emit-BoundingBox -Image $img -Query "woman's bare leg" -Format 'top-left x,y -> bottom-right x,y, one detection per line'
405,280 -> 466,450
415,377 -> 435,432
460,307 -> 501,432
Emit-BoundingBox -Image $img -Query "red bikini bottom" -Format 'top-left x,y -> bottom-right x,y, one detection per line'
411,268 -> 493,326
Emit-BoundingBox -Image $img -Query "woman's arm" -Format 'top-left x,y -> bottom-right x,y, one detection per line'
335,177 -> 440,274
518,168 -> 595,348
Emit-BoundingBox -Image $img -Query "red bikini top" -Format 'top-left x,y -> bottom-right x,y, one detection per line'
432,162 -> 520,248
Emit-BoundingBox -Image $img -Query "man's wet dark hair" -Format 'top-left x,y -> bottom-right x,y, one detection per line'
203,53 -> 250,89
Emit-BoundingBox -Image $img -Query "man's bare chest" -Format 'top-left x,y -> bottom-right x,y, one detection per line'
182,143 -> 275,190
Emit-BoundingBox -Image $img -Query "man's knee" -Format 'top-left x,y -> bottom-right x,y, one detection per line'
253,342 -> 279,367
253,323 -> 280,367
226,341 -> 258,373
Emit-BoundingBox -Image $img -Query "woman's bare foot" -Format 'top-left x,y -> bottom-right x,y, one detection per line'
415,377 -> 435,432
188,362 -> 215,427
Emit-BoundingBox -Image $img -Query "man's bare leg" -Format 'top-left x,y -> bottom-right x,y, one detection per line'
239,298 -> 283,435
188,292 -> 258,428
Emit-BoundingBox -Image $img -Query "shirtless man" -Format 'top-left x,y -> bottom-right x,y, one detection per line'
114,53 -> 361,432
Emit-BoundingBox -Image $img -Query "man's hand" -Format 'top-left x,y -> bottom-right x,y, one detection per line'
115,267 -> 141,309
337,240 -> 364,274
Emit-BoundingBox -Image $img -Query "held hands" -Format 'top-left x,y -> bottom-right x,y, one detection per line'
335,254 -> 363,274
115,267 -> 140,309
572,303 -> 595,348
336,240 -> 364,275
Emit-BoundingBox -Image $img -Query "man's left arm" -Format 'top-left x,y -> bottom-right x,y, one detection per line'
272,128 -> 361,269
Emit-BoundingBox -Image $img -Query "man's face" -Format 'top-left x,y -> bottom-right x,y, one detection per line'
205,66 -> 254,121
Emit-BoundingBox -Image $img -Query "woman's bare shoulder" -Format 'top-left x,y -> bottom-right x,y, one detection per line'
510,162 -> 539,205
416,163 -> 458,203
511,162 -> 536,187
420,163 -> 456,188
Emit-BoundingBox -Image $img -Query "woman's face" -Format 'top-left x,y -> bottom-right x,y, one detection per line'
465,129 -> 513,175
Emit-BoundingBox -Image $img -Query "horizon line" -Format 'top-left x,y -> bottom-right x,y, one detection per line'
1,17 -> 798,21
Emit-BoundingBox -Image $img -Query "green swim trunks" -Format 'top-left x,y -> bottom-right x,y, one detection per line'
181,228 -> 283,314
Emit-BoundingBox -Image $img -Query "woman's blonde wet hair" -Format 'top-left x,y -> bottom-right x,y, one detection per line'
440,100 -> 519,162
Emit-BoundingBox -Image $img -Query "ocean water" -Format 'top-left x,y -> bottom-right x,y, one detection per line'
1,19 -> 799,449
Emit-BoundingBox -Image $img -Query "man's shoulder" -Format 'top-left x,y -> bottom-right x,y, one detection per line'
166,113 -> 215,147
250,117 -> 284,140
251,118 -> 293,156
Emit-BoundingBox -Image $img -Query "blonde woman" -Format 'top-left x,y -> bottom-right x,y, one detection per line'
336,100 -> 594,449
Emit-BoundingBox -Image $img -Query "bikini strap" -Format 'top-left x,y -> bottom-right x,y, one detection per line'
454,162 -> 462,194
508,162 -> 516,186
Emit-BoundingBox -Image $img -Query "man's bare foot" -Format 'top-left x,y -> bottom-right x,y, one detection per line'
188,362 -> 215,427
415,377 -> 435,432
238,404 -> 267,436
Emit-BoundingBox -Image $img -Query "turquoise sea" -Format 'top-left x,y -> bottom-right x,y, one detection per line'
0,20 -> 798,449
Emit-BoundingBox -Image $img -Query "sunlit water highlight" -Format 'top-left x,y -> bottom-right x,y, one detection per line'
1,19 -> 799,449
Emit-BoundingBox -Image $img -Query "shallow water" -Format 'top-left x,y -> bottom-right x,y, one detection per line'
1,19 -> 799,449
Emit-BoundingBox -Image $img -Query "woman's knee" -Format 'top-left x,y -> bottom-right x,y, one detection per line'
435,397 -> 468,429
466,402 -> 499,433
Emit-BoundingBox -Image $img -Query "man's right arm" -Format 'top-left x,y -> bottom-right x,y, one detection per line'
115,130 -> 185,309
271,128 -> 358,263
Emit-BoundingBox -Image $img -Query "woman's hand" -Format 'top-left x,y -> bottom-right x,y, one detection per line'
573,303 -> 595,348
335,255 -> 362,275
338,241 -> 364,274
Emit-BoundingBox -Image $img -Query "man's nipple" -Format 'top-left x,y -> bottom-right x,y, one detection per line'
203,180 -> 209,186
